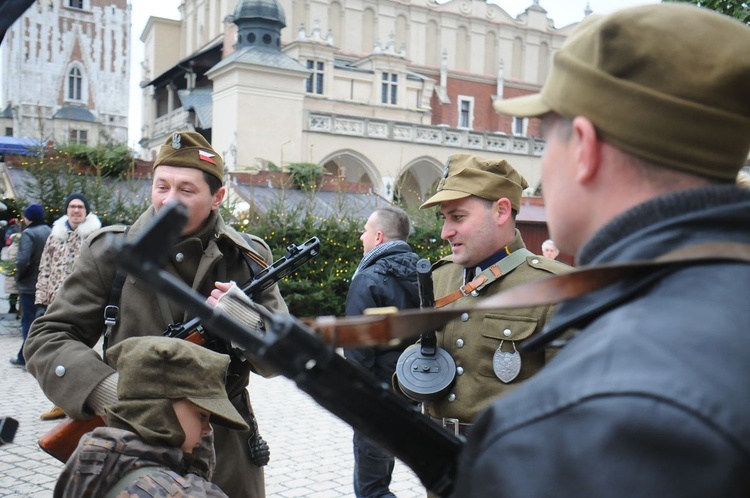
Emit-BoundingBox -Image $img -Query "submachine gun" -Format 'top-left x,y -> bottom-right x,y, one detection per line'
395,259 -> 457,401
115,203 -> 463,497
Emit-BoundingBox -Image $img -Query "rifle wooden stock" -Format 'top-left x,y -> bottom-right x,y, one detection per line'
38,415 -> 106,463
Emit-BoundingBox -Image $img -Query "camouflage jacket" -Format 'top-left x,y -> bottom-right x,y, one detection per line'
54,427 -> 228,497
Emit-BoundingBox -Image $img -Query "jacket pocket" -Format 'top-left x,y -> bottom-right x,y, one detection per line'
478,314 -> 538,378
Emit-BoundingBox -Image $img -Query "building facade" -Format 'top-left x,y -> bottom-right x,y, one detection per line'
1,0 -> 131,145
139,0 -> 579,207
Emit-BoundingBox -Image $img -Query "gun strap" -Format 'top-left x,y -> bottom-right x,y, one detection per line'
102,227 -> 130,361
239,233 -> 267,300
104,465 -> 165,498
434,248 -> 533,308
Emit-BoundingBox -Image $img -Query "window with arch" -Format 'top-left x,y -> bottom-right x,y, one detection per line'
362,9 -> 375,52
395,15 -> 407,49
67,66 -> 83,101
329,2 -> 342,44
512,37 -> 524,80
426,21 -> 439,66
484,32 -> 497,75
538,41 -> 550,83
456,26 -> 469,71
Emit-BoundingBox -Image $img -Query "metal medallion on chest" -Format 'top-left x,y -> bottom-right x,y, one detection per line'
493,340 -> 521,383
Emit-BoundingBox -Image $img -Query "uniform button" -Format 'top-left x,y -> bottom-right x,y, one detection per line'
460,312 -> 469,322
55,365 -> 66,377
175,252 -> 185,263
503,328 -> 512,337
532,258 -> 540,264
447,393 -> 456,402
456,338 -> 464,348
456,366 -> 464,375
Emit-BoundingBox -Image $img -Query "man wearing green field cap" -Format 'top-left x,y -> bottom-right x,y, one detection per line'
26,131 -> 288,498
396,154 -> 568,442
453,4 -> 750,496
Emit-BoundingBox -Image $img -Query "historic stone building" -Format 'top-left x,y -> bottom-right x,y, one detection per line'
1,0 -> 131,145
139,0 -> 579,207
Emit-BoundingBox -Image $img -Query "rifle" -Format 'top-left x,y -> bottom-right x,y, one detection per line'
37,234 -> 320,464
163,236 -> 320,346
112,202 -> 463,497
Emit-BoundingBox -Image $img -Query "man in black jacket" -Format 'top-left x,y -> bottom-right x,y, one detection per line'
344,205 -> 420,498
452,4 -> 750,497
10,204 -> 50,367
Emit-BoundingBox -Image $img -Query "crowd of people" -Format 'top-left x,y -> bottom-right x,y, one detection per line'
2,3 -> 749,497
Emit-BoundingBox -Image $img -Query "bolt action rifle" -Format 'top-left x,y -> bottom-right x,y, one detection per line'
37,234 -> 320,465
110,203 -> 463,497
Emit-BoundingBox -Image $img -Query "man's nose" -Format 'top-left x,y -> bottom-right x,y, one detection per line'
440,222 -> 453,241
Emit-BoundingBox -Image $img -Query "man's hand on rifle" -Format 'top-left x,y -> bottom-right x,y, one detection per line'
209,281 -> 263,332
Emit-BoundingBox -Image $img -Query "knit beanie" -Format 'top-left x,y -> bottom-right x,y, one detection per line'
64,193 -> 89,215
23,204 -> 45,223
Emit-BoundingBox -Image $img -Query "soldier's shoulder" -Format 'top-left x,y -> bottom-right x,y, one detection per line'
432,255 -> 455,271
525,255 -> 572,275
86,224 -> 128,245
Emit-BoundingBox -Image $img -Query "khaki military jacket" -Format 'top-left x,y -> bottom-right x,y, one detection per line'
25,206 -> 287,498
425,230 -> 569,423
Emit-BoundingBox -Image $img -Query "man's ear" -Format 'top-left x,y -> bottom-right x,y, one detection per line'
494,198 -> 513,226
572,116 -> 601,185
212,186 -> 227,210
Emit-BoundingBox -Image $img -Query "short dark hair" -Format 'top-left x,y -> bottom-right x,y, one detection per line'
373,206 -> 411,242
203,171 -> 223,195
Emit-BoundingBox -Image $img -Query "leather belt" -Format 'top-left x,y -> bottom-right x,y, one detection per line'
431,416 -> 471,437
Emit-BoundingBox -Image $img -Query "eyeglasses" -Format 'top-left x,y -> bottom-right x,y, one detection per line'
68,205 -> 86,210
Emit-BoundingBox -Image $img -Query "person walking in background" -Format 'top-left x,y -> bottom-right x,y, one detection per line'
452,5 -> 750,496
10,204 -> 50,367
541,239 -> 560,260
35,193 -> 101,420
56,336 -> 249,497
4,217 -> 20,247
3,231 -> 21,316
344,206 -> 420,498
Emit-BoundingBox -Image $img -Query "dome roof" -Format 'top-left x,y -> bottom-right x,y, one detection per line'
234,0 -> 286,27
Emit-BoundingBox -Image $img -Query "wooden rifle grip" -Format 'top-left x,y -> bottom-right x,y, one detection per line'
184,330 -> 206,345
38,415 -> 106,463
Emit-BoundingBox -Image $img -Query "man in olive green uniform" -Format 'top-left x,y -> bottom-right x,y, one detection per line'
25,131 -> 287,498
399,154 -> 568,436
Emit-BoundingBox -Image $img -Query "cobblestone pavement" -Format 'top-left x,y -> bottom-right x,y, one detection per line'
0,273 -> 425,497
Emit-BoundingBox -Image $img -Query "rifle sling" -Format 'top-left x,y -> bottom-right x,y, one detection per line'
316,242 -> 750,348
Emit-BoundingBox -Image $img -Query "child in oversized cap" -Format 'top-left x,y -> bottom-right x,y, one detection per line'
54,336 -> 248,498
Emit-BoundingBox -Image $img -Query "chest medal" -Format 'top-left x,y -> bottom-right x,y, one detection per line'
493,340 -> 521,383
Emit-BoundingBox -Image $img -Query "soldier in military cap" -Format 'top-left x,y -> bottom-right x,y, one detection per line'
56,336 -> 249,497
453,4 -> 750,496
397,154 -> 569,441
25,131 -> 287,498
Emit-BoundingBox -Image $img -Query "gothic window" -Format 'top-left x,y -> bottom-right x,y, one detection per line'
306,60 -> 325,94
381,72 -> 397,105
67,67 -> 83,101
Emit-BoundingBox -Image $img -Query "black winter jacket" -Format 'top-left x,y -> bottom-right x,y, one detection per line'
344,243 -> 420,366
15,221 -> 51,294
453,185 -> 750,497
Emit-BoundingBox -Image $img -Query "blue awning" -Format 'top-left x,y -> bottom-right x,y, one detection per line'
0,136 -> 44,156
